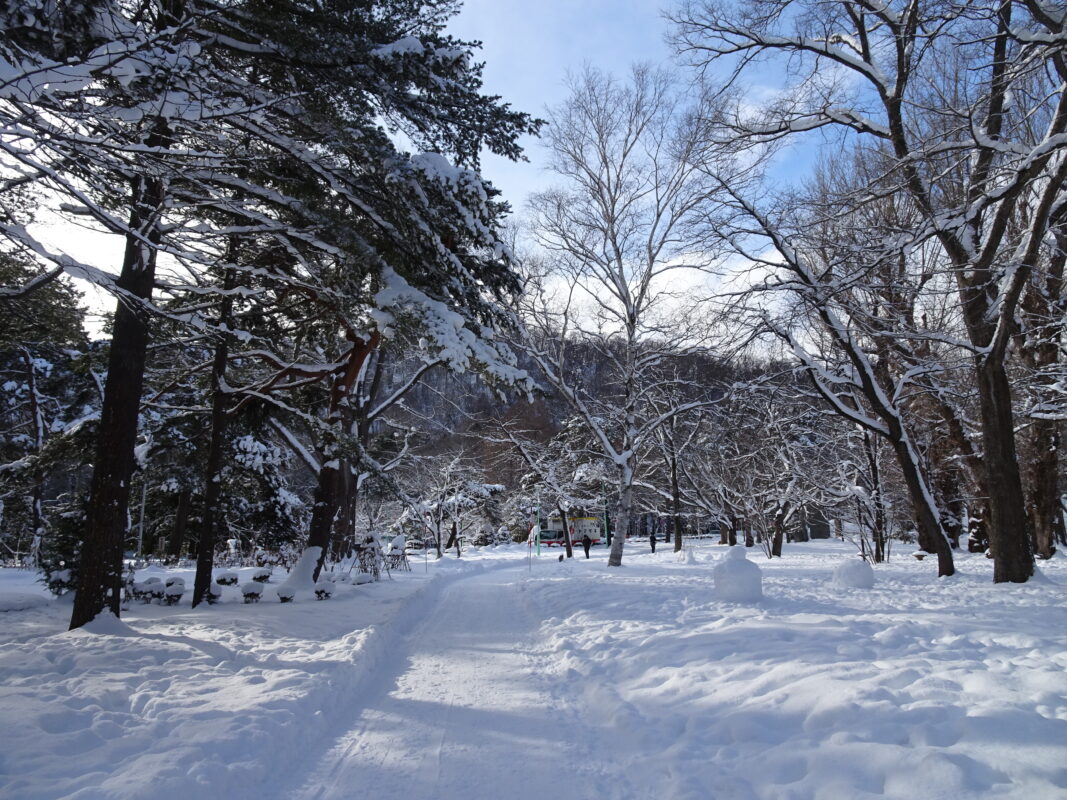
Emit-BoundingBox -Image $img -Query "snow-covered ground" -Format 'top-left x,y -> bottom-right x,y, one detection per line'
1,541 -> 1065,799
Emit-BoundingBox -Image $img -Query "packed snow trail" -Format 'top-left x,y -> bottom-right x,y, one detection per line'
293,565 -> 605,800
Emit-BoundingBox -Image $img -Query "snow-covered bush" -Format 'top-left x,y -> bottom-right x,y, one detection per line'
314,581 -> 333,600
251,567 -> 271,583
134,576 -> 165,603
713,547 -> 763,602
163,582 -> 184,605
242,582 -> 264,603
832,559 -> 875,589
277,586 -> 295,603
215,570 -> 238,586
207,581 -> 224,604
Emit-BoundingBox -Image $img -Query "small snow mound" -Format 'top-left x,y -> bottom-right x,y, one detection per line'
713,547 -> 763,602
832,559 -> 876,589
677,548 -> 696,564
81,610 -> 136,636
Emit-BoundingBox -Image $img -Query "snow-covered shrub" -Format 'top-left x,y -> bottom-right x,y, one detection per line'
251,567 -> 271,583
713,547 -> 763,602
242,582 -> 264,603
207,581 -> 224,604
164,576 -> 184,589
215,570 -> 238,586
314,581 -> 333,600
831,559 -> 875,589
136,576 -> 164,603
277,586 -> 295,603
164,582 -> 184,605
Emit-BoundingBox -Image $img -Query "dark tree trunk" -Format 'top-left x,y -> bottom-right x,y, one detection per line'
670,456 -> 683,553
69,173 -> 164,630
306,333 -> 380,581
166,488 -> 192,560
770,512 -> 784,557
1025,417 -> 1059,560
191,264 -> 236,607
862,432 -> 886,561
976,359 -> 1034,582
308,459 -> 343,578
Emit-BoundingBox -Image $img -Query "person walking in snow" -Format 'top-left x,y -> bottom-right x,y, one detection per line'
649,531 -> 657,554
581,534 -> 592,559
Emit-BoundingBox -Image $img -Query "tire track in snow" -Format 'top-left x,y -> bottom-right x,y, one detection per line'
291,565 -> 602,800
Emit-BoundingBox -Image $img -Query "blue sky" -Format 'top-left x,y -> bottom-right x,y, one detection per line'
451,0 -> 674,211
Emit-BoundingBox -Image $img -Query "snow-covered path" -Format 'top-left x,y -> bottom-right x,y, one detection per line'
293,565 -> 598,800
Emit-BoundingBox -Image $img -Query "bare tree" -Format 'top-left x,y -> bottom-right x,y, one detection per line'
518,66 -> 722,567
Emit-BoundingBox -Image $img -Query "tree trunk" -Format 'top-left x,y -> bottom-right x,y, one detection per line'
887,435 -> 954,577
166,488 -> 191,561
191,258 -> 236,607
976,359 -> 1034,582
1026,419 -> 1059,558
671,455 -> 683,553
607,480 -> 630,567
305,333 -> 380,581
69,173 -> 164,630
770,512 -> 784,557
556,503 -> 575,559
